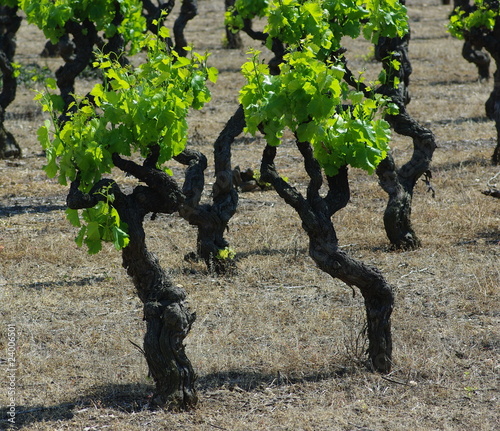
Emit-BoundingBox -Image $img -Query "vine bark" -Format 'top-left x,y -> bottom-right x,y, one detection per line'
374,26 -> 437,249
66,148 -> 198,409
0,5 -> 21,158
260,143 -> 394,373
176,105 -> 244,273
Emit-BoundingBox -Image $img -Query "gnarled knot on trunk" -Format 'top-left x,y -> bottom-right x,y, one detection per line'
162,302 -> 196,328
418,135 -> 437,150
159,302 -> 196,353
332,260 -> 342,270
143,301 -> 164,320
212,170 -> 233,198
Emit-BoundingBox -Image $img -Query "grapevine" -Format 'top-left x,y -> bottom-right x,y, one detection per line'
0,3 -> 22,158
448,0 -> 500,39
238,0 -> 407,176
448,0 -> 500,163
20,0 -> 146,53
36,34 -> 217,253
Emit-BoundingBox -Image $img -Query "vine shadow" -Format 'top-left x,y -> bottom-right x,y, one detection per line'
0,203 -> 66,218
431,116 -> 491,126
0,366 -> 355,428
197,366 -> 355,393
0,382 -> 153,429
18,275 -> 108,291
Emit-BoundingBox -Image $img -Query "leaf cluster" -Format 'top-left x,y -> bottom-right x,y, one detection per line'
448,0 -> 500,39
66,191 -> 130,254
225,0 -> 270,32
227,0 -> 408,48
20,0 -> 146,53
36,36 -> 217,252
238,0 -> 406,175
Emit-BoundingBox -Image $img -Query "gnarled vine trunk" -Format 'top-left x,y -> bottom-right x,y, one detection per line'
175,105 -> 244,273
374,26 -> 437,250
453,0 -> 491,81
489,64 -> 500,164
173,0 -> 197,56
143,0 -> 176,34
56,19 -> 98,113
119,194 -> 197,409
224,0 -> 243,49
476,25 -> 500,164
462,40 -> 490,81
66,149 -> 198,409
0,5 -> 21,159
453,0 -> 500,164
260,142 -> 394,373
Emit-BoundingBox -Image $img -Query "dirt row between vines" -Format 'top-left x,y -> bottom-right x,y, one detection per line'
1,1 -> 499,430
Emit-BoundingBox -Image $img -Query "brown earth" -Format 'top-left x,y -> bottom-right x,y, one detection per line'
0,0 -> 499,430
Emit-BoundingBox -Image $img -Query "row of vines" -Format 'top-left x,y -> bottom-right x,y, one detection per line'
0,0 -> 497,409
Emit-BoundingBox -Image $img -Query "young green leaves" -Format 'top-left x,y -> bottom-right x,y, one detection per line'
448,0 -> 500,39
237,0 -> 408,176
37,36 -> 217,253
20,0 -> 146,53
225,0 -> 270,31
65,190 -> 130,255
240,50 -> 391,176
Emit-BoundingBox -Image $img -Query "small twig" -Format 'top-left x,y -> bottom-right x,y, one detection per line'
400,267 -> 429,278
483,171 -> 500,198
129,340 -> 146,356
421,170 -> 436,198
486,170 -> 500,189
380,375 -> 411,386
207,423 -> 228,430
338,243 -> 358,248
348,423 -> 376,431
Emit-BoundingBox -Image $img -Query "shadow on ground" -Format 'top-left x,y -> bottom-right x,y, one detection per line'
0,203 -> 66,218
0,367 -> 356,428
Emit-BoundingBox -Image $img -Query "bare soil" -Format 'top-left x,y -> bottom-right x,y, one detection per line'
1,1 -> 499,430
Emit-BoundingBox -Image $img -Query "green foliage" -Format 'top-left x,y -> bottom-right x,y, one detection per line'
216,247 -> 236,261
36,35 -> 217,253
19,0 -> 146,53
16,63 -> 52,86
448,0 -> 499,39
227,0 -> 408,47
66,187 -> 130,254
2,0 -> 19,8
238,0 -> 407,176
225,0 -> 270,31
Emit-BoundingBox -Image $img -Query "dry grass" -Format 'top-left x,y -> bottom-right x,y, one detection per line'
1,1 -> 499,430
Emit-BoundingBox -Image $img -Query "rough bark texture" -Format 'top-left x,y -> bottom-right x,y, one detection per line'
66,149 -> 197,409
373,26 -> 437,250
143,0 -> 176,34
472,18 -> 500,164
173,0 -> 197,56
176,105 -> 244,273
0,5 -> 21,159
453,0 -> 500,164
260,143 -> 394,373
100,3 -> 129,67
40,34 -> 75,59
56,20 -> 98,113
462,40 -> 490,81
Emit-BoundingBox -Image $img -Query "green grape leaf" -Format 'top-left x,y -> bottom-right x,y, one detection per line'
112,225 -> 130,250
65,209 -> 81,227
35,34 -> 216,255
